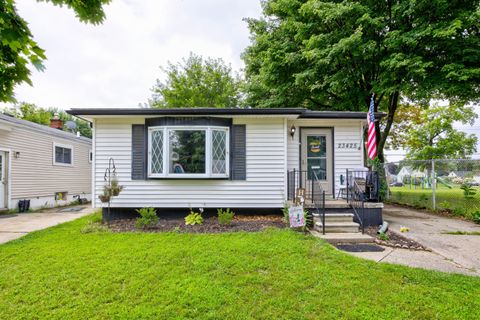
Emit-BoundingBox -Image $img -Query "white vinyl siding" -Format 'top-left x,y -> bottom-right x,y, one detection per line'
287,119 -> 365,195
93,117 -> 286,208
0,121 -> 91,205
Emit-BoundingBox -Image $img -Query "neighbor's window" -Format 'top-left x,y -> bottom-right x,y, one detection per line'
148,126 -> 229,178
53,143 -> 73,166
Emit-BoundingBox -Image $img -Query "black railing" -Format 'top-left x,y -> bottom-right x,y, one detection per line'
287,169 -> 326,234
287,169 -> 313,202
346,169 -> 379,202
312,171 -> 326,234
346,169 -> 379,234
348,178 -> 365,234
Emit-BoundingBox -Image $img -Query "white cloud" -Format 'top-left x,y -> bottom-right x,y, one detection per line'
8,0 -> 262,108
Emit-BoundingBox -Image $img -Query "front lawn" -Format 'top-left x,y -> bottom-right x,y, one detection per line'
389,184 -> 480,219
0,214 -> 479,319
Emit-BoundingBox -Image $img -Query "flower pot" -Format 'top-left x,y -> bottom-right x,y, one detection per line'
98,194 -> 111,203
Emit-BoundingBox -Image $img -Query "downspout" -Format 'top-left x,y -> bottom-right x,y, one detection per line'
91,119 -> 96,209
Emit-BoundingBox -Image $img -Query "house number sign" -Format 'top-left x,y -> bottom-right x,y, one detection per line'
337,143 -> 359,149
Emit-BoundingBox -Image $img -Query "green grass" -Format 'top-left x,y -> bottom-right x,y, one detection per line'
442,231 -> 480,236
1,214 -> 479,319
389,184 -> 480,219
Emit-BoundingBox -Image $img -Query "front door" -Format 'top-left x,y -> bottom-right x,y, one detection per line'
0,152 -> 6,208
301,129 -> 332,195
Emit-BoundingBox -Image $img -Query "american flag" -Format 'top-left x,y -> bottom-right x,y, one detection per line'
366,94 -> 377,160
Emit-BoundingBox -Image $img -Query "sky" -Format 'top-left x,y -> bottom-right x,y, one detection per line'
3,0 -> 479,160
5,0 -> 262,109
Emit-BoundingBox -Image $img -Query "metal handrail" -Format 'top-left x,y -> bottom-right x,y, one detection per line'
286,169 -> 326,234
349,178 -> 365,234
312,171 -> 326,234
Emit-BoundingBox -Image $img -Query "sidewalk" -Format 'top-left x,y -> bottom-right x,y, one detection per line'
348,204 -> 480,277
0,206 -> 95,244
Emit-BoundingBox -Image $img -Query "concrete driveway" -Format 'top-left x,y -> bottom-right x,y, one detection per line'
380,205 -> 480,276
0,206 -> 95,244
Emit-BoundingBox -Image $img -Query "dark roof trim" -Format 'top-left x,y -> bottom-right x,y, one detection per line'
68,108 -> 305,116
299,111 -> 387,119
67,108 -> 387,119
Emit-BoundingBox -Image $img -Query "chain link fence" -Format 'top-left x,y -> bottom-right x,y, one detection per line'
383,159 -> 480,221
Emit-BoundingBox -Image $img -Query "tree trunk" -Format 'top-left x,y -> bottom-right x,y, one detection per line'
377,91 -> 399,163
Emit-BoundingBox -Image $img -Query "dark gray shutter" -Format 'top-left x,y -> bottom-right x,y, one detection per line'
230,124 -> 246,180
131,125 -> 146,180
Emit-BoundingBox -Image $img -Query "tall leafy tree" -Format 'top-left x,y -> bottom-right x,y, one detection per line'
150,53 -> 242,108
242,0 -> 480,162
405,104 -> 478,160
0,0 -> 110,102
3,102 -> 92,138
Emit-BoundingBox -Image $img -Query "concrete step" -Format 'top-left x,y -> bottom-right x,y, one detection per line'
302,199 -> 350,209
315,221 -> 360,233
311,231 -> 374,244
313,212 -> 354,223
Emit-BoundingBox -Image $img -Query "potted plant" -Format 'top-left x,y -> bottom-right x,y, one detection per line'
99,158 -> 123,222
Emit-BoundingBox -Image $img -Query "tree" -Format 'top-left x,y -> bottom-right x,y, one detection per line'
0,0 -> 110,102
3,102 -> 92,138
386,103 -> 424,150
405,104 -> 478,160
149,53 -> 242,108
242,0 -> 480,162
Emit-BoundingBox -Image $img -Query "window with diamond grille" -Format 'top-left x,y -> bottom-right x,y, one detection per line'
150,130 -> 164,174
212,130 -> 227,174
148,126 -> 229,178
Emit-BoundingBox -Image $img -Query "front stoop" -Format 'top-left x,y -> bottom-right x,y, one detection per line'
310,230 -> 374,244
313,212 -> 360,233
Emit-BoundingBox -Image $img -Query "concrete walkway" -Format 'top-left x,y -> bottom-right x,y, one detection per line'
348,204 -> 480,277
0,206 -> 95,244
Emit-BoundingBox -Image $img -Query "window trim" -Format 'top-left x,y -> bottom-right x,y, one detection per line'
147,125 -> 230,179
53,142 -> 74,166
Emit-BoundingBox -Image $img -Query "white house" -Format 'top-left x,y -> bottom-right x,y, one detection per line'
68,108 -> 383,217
396,166 -> 427,183
0,113 -> 92,211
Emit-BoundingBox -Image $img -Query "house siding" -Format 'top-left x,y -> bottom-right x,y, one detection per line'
93,117 -> 287,208
287,119 -> 365,195
0,120 -> 92,209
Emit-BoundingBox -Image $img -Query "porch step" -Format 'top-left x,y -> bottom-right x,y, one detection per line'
315,221 -> 360,233
311,231 -> 374,244
313,212 -> 354,223
302,199 -> 350,209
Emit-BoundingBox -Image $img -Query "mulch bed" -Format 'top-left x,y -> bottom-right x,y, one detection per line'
107,215 -> 285,233
365,226 -> 430,251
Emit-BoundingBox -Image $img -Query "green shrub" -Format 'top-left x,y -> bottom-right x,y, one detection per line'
378,232 -> 390,241
461,183 -> 477,199
452,207 -> 466,217
471,211 -> 480,224
282,202 -> 290,227
217,208 -> 235,225
185,211 -> 203,225
135,207 -> 159,229
439,201 -> 451,211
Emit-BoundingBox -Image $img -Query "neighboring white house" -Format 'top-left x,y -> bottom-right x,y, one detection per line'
68,108 -> 384,215
396,166 -> 427,183
0,113 -> 92,210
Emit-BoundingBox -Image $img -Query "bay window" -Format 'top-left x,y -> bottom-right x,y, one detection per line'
148,126 -> 229,178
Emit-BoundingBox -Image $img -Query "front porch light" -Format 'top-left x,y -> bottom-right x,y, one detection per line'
290,125 -> 296,138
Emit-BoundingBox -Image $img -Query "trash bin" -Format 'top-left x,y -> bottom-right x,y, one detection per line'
18,200 -> 30,213
18,200 -> 25,213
